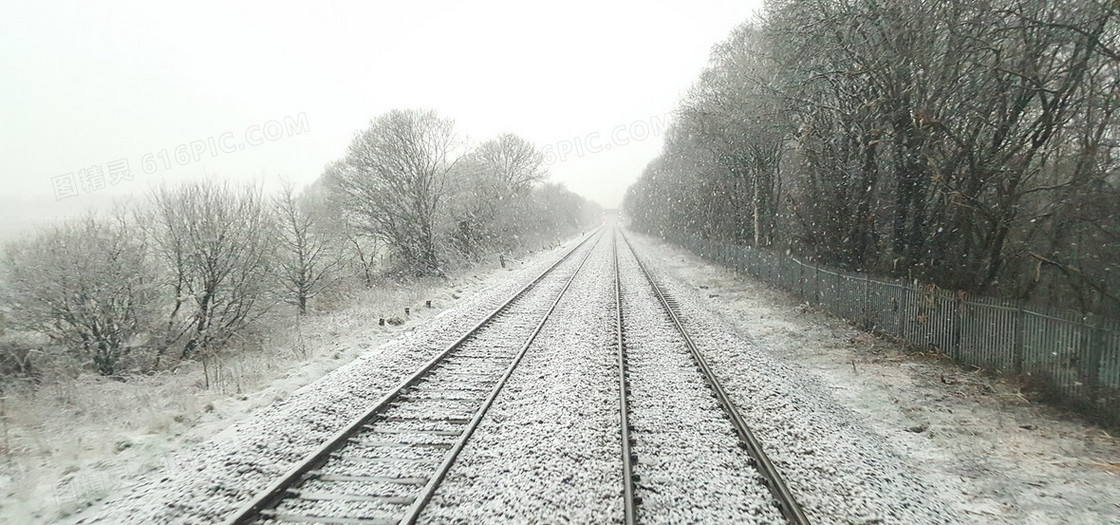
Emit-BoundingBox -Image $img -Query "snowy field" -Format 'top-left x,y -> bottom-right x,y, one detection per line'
24,227 -> 1119,524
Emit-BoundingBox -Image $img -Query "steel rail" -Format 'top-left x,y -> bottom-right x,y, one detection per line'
223,227 -> 604,525
613,229 -> 639,525
617,228 -> 811,525
398,224 -> 603,523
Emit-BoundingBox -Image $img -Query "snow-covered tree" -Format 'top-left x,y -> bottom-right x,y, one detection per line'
274,182 -> 342,314
330,109 -> 458,276
147,181 -> 276,364
0,212 -> 159,375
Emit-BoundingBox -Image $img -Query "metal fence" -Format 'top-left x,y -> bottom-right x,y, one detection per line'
668,233 -> 1120,424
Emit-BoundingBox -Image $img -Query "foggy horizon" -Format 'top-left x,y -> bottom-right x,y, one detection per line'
0,0 -> 764,238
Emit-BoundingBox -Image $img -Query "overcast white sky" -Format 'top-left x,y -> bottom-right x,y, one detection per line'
0,0 -> 762,227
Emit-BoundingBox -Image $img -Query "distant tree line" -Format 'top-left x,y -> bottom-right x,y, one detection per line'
625,0 -> 1119,316
0,108 -> 600,378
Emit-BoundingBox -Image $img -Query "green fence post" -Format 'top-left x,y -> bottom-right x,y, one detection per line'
813,264 -> 820,305
1013,304 -> 1025,375
1087,313 -> 1105,407
863,274 -> 872,330
952,294 -> 964,362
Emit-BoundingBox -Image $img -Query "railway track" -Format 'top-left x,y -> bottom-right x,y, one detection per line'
223,229 -> 604,525
615,227 -> 810,525
222,225 -> 806,525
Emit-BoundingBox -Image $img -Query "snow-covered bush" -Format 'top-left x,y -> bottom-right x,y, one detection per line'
0,213 -> 160,376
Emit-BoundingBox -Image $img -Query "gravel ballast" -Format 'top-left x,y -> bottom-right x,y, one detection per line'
617,237 -> 784,524
623,230 -> 963,524
420,231 -> 622,523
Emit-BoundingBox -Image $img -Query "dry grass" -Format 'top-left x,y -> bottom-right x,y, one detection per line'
0,265 -> 494,523
0,371 -> 209,520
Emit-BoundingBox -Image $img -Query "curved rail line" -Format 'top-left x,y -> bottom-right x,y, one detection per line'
617,227 -> 811,525
224,228 -> 604,525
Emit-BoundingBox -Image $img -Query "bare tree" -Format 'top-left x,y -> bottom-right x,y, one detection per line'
307,162 -> 383,288
342,220 -> 381,288
274,182 -> 342,314
446,133 -> 548,255
0,212 -> 158,375
525,182 -> 601,237
444,157 -> 498,256
473,133 -> 547,195
680,22 -> 789,248
148,182 -> 275,369
330,109 -> 458,276
627,0 -> 1119,314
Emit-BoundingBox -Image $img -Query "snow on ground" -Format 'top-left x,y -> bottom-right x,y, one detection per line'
40,234 -> 594,525
624,230 -> 1120,525
616,237 -> 783,524
5,280 -> 478,524
23,225 -> 1118,524
421,232 -> 621,523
